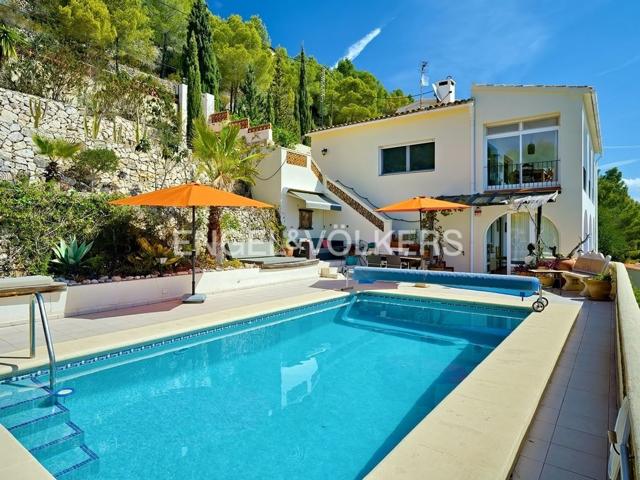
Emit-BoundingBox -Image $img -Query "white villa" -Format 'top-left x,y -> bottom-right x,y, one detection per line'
246,80 -> 601,274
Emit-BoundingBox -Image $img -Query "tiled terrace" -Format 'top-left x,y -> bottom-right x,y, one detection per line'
512,296 -> 616,480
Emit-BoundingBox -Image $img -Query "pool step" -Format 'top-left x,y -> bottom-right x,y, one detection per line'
40,444 -> 99,479
0,389 -> 99,479
0,381 -> 50,415
19,421 -> 85,460
2,402 -> 69,435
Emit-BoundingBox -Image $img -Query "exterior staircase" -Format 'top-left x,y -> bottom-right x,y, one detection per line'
0,380 -> 98,479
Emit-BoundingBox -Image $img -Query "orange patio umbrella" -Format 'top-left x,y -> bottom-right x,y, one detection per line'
110,183 -> 272,303
377,196 -> 469,253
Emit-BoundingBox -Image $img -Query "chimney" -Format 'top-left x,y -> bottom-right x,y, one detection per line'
432,76 -> 456,104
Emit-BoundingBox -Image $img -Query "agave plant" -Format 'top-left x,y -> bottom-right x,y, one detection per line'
128,238 -> 180,276
51,236 -> 94,278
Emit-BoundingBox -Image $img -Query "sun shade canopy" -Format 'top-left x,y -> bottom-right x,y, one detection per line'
109,183 -> 273,208
376,196 -> 470,213
287,190 -> 342,211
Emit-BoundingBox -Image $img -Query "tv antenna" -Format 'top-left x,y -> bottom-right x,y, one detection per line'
419,61 -> 429,107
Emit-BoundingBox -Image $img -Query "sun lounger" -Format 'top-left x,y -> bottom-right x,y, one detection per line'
561,252 -> 611,295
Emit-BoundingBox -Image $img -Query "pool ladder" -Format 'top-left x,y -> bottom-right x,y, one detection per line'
29,292 -> 57,391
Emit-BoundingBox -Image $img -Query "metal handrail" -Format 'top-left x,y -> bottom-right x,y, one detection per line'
31,293 -> 57,391
485,159 -> 560,190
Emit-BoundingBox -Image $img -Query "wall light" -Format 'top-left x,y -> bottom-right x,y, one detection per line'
321,148 -> 328,156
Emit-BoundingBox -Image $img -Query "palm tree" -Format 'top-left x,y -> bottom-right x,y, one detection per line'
192,117 -> 264,261
33,134 -> 83,181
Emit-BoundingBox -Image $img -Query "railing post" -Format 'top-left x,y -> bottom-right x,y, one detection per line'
34,293 -> 56,391
29,294 -> 36,358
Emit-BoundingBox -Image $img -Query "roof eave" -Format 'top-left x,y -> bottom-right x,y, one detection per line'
307,99 -> 473,136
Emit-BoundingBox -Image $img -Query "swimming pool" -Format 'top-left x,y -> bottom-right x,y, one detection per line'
0,292 -> 529,479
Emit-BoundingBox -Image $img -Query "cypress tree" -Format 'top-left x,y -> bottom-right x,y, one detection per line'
269,49 -> 294,131
183,0 -> 220,98
185,32 -> 202,146
297,46 -> 313,138
239,64 -> 260,122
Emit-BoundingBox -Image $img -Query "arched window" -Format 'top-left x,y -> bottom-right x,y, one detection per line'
540,217 -> 559,256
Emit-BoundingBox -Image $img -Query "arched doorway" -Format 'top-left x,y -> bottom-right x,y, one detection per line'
485,213 -> 559,273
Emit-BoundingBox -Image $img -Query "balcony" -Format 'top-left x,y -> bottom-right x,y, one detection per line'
485,159 -> 560,191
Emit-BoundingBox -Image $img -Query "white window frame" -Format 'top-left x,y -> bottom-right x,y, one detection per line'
379,139 -> 436,176
484,117 -> 560,189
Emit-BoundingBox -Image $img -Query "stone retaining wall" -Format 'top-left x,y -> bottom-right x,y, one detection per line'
0,87 -> 188,193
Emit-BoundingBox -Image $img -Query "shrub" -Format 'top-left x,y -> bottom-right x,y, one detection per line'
0,180 -> 137,276
68,148 -> 119,189
273,126 -> 299,148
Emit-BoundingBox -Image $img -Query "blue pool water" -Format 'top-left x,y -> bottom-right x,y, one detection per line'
0,293 -> 529,479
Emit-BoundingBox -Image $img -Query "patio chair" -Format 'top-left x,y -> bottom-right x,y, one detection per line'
366,254 -> 384,268
385,255 -> 403,269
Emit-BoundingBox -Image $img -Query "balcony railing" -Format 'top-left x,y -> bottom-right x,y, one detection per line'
485,159 -> 560,191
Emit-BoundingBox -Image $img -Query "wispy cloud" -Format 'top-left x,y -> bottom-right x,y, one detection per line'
334,27 -> 382,67
600,158 -> 640,169
597,55 -> 640,77
604,145 -> 640,150
624,178 -> 640,187
624,178 -> 640,200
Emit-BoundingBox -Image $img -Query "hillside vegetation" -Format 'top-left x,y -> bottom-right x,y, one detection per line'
1,0 -> 412,143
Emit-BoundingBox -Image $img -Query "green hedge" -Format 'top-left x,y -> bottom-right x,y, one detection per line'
0,180 -> 141,275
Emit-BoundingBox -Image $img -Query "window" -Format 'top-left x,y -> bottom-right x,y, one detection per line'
486,116 -> 559,189
298,209 -> 313,230
381,142 -> 435,175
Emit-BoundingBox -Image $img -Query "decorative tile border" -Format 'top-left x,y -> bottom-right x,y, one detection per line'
208,111 -> 230,123
286,151 -> 308,167
326,180 -> 385,230
230,118 -> 249,129
248,123 -> 271,133
311,161 -> 324,183
3,296 -> 352,384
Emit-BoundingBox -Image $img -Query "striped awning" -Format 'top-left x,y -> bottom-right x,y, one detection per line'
287,190 -> 342,211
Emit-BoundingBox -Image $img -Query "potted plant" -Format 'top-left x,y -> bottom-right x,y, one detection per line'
535,259 -> 558,287
284,242 -> 295,257
585,272 -> 612,300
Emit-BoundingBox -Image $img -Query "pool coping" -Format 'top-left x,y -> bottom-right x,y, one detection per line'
0,286 -> 579,480
364,286 -> 580,479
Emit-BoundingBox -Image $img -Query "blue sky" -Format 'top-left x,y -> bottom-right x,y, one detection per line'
210,0 -> 640,199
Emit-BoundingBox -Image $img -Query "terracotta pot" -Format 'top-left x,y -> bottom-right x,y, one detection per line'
284,246 -> 294,257
538,274 -> 555,288
557,259 -> 576,271
585,278 -> 612,301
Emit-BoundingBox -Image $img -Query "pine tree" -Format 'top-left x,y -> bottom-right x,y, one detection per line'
183,0 -> 220,97
297,46 -> 313,138
185,32 -> 202,146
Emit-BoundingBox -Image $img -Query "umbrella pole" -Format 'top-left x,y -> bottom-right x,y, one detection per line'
183,205 -> 205,303
191,206 -> 196,296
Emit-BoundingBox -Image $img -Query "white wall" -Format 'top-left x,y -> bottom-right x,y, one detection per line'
0,266 -> 320,325
472,86 -> 598,262
310,105 -> 474,206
